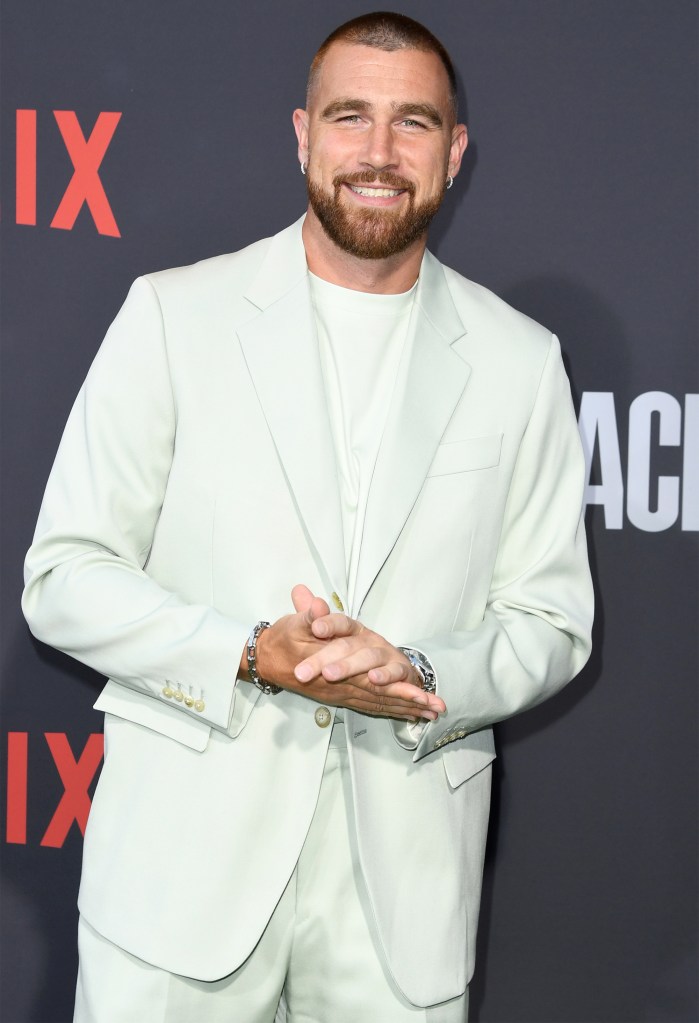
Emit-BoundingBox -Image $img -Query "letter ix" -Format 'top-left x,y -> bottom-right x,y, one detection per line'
16,110 -> 122,237
5,732 -> 104,847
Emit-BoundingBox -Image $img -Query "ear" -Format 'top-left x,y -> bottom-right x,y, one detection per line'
447,123 -> 468,179
292,109 -> 310,166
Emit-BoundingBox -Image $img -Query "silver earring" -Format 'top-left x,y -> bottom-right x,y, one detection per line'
446,175 -> 454,190
301,160 -> 308,176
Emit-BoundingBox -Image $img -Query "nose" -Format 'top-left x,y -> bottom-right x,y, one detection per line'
359,123 -> 398,172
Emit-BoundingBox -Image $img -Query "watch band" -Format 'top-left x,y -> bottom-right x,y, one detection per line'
247,621 -> 282,695
397,646 -> 437,694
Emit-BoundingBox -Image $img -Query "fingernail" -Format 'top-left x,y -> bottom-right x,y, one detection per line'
295,664 -> 312,682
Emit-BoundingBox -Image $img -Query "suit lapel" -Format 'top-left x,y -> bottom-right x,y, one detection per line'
237,222 -> 471,613
354,251 -> 471,613
238,219 -> 346,601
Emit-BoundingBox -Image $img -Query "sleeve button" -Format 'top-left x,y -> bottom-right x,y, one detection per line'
194,699 -> 205,713
162,686 -> 173,699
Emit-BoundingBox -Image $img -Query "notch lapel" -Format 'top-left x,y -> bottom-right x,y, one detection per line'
237,219 -> 346,601
353,252 -> 471,613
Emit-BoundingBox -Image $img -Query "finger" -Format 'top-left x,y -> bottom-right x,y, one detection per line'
346,696 -> 440,721
291,584 -> 315,613
377,679 -> 446,713
369,678 -> 436,706
366,663 -> 447,713
361,676 -> 447,714
297,654 -> 445,716
309,595 -> 331,621
299,645 -> 415,692
366,660 -> 413,686
303,679 -> 440,720
294,635 -> 355,682
332,671 -> 440,714
320,645 -> 387,682
311,612 -> 358,639
292,586 -> 331,635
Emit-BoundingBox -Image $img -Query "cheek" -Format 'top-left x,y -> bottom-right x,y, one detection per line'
414,171 -> 446,198
311,150 -> 347,184
311,132 -> 352,162
406,149 -> 449,185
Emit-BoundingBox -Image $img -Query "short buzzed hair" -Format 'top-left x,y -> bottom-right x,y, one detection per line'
307,11 -> 458,120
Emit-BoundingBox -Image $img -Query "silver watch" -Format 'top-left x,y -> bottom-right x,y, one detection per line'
397,646 -> 437,694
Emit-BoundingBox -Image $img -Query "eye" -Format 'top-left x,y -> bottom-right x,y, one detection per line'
400,118 -> 427,129
337,114 -> 362,124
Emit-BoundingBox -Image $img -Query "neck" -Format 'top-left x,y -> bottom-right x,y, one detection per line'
301,207 -> 426,294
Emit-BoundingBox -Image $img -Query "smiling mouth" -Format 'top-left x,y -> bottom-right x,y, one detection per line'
346,184 -> 405,198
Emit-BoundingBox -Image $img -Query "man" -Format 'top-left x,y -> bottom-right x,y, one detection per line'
23,11 -> 593,1022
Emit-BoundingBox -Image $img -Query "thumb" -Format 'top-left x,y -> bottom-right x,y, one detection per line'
309,595 -> 331,621
291,583 -> 315,614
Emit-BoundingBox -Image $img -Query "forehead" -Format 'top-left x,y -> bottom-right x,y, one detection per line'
311,41 -> 452,112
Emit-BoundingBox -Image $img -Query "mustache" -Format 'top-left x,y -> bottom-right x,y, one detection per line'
333,171 -> 415,195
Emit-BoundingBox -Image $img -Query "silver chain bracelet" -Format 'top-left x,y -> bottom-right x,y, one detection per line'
246,621 -> 282,695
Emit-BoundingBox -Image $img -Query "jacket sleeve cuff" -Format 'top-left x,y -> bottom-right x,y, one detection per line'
389,645 -> 438,751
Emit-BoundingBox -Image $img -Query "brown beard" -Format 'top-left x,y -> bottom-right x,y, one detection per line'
306,170 -> 445,260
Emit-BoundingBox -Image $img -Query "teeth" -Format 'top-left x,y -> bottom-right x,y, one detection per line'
349,185 -> 402,197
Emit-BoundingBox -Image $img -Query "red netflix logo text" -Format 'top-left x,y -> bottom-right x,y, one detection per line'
14,110 -> 122,237
5,732 -> 103,848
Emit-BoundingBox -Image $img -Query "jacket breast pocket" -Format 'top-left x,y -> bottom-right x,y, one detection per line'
426,434 -> 502,478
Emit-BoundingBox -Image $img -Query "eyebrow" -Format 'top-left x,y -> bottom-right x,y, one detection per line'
320,97 -> 444,128
392,102 -> 443,128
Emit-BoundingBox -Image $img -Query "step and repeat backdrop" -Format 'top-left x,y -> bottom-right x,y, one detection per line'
2,2 -> 696,1020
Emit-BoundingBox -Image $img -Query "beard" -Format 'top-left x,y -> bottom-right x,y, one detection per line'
306,170 -> 446,260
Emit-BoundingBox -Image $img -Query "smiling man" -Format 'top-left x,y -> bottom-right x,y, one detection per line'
297,30 -> 465,276
23,12 -> 593,1023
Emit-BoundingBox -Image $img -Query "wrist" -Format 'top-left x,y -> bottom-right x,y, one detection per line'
246,621 -> 282,695
397,646 -> 437,694
253,623 -> 272,682
410,666 -> 425,690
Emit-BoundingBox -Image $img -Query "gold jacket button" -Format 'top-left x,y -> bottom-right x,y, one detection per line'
162,686 -> 173,699
314,706 -> 332,728
194,699 -> 205,713
184,696 -> 194,708
173,690 -> 184,702
331,592 -> 344,612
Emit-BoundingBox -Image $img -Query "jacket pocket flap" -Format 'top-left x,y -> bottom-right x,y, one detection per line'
94,680 -> 210,752
427,434 -> 503,477
441,732 -> 496,788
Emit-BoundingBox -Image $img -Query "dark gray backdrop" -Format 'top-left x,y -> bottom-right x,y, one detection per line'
1,2 -> 697,1020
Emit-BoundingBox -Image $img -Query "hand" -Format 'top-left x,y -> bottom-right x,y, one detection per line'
248,586 -> 442,722
294,611 -> 447,721
249,584 -> 331,689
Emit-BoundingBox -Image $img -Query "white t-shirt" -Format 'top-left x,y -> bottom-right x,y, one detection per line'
309,271 -> 417,614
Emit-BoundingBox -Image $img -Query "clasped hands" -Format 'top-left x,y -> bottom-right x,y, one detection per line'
248,585 -> 446,723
